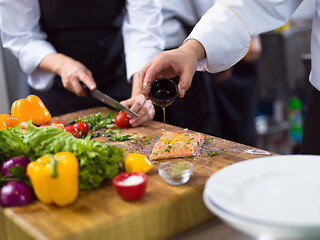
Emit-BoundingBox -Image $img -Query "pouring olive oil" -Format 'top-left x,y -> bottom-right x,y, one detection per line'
149,78 -> 178,130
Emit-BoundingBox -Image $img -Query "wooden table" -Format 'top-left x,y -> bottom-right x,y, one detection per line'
0,107 -> 274,240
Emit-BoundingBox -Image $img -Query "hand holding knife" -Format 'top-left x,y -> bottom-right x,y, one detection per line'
81,84 -> 139,117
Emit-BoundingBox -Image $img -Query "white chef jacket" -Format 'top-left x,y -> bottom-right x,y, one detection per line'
161,0 -> 215,49
187,0 -> 320,92
0,0 -> 165,91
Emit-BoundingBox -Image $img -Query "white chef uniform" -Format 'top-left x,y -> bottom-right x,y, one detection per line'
188,0 -> 320,154
0,0 -> 165,91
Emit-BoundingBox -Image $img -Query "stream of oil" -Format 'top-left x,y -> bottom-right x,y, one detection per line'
162,107 -> 166,134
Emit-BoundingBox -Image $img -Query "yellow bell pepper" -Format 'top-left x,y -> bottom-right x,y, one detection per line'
11,95 -> 51,126
0,114 -> 19,130
27,152 -> 79,207
124,153 -> 152,173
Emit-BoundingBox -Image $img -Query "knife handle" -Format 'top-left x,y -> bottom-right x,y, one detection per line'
81,83 -> 91,96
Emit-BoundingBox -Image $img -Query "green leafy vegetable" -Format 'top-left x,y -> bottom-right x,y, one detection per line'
143,140 -> 151,145
0,123 -> 124,190
0,126 -> 29,162
109,133 -> 137,142
68,112 -> 116,131
205,151 -> 218,157
104,129 -> 120,137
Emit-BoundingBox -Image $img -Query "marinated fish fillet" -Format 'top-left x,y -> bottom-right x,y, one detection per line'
150,131 -> 205,160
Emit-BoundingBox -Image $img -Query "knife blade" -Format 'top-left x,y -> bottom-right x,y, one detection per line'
83,85 -> 138,117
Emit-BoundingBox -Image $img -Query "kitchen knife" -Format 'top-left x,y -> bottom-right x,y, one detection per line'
83,85 -> 139,117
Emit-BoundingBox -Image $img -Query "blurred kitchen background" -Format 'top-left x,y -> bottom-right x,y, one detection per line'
0,1 -> 315,154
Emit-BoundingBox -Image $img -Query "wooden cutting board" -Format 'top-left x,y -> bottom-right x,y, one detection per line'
0,107 -> 275,240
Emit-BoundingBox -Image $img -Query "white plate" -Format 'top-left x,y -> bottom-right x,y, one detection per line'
203,155 -> 320,239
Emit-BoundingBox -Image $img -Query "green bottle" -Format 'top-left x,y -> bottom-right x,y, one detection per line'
288,95 -> 303,142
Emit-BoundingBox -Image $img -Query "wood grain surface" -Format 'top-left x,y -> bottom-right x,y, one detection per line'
0,107 -> 275,240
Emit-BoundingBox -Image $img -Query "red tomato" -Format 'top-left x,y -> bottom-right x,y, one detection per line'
50,121 -> 65,129
115,112 -> 130,128
39,124 -> 49,127
64,125 -> 79,138
73,122 -> 87,135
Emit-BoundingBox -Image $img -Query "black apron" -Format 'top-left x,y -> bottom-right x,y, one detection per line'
31,0 -> 130,116
301,86 -> 320,154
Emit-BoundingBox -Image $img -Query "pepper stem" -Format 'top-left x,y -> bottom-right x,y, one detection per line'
49,155 -> 58,178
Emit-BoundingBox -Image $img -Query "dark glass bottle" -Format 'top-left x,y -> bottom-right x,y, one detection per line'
149,78 -> 178,107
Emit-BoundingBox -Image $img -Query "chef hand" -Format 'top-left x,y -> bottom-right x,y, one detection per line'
243,36 -> 262,63
120,94 -> 155,127
38,53 -> 96,96
140,39 -> 206,98
213,68 -> 233,83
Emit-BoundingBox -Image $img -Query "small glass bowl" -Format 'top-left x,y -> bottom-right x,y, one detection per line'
158,161 -> 193,185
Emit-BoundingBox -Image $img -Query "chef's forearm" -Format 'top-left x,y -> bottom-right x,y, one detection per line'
38,53 -> 67,75
131,72 -> 142,97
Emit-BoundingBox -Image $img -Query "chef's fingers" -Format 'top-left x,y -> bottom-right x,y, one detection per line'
129,100 -> 155,127
120,98 -> 133,109
60,66 -> 95,97
79,69 -> 96,91
60,75 -> 84,97
139,71 -> 150,100
70,77 -> 87,97
120,98 -> 135,119
141,67 -> 155,97
177,68 -> 194,98
141,52 -> 172,96
121,94 -> 148,120
128,94 -> 146,115
140,62 -> 151,92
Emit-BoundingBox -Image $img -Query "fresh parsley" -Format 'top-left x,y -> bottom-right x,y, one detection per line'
205,151 -> 218,157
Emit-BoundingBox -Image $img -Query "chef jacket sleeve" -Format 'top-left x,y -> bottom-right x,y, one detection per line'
122,0 -> 165,82
0,0 -> 56,91
187,0 -> 303,73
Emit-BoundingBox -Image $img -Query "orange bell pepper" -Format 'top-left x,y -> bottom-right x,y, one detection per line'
11,95 -> 51,126
27,152 -> 79,207
0,114 -> 19,130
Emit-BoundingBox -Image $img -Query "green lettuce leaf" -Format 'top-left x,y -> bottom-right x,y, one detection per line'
0,125 -> 29,162
0,122 -> 124,190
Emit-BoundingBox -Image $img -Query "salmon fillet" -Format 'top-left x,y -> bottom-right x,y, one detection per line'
150,131 -> 205,160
